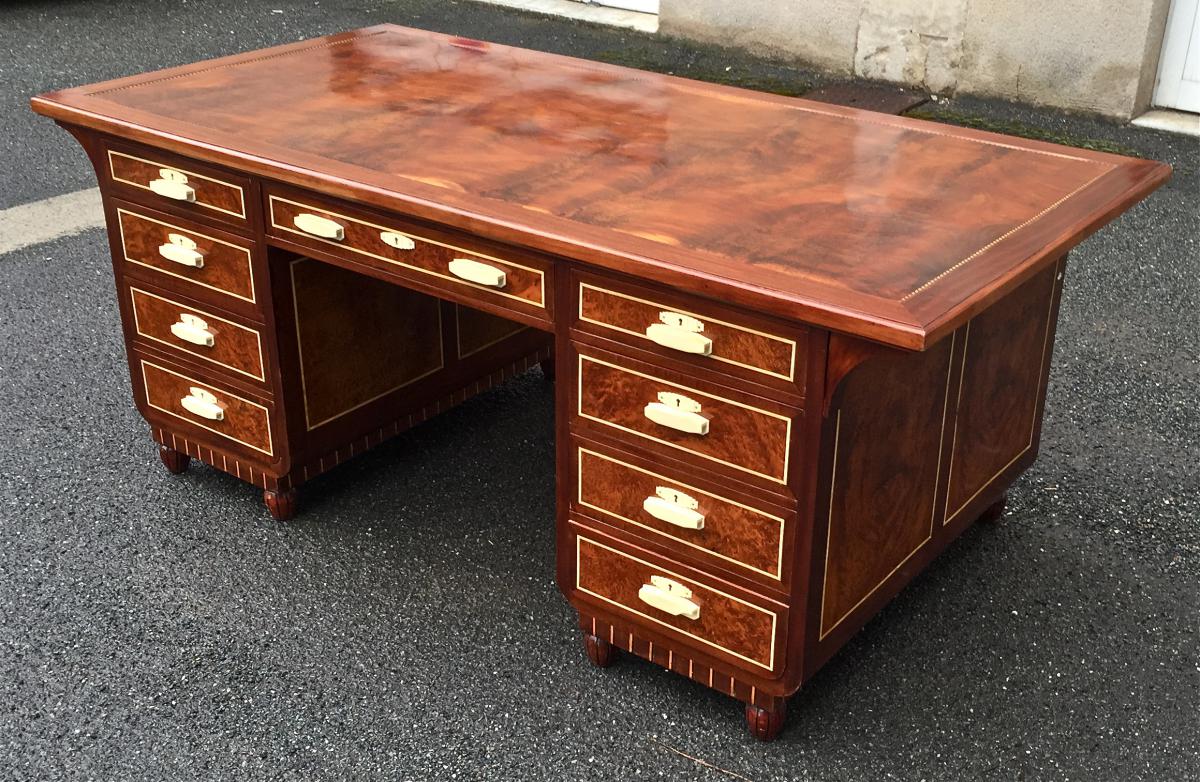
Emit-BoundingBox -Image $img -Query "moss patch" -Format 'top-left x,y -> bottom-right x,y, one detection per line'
906,108 -> 1142,157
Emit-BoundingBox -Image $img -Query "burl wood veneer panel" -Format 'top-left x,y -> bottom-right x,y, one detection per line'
577,351 -> 796,485
574,530 -> 782,672
819,335 -> 956,640
116,205 -> 258,307
289,258 -> 443,429
108,147 -> 248,223
943,263 -> 1061,525
128,286 -> 266,382
139,357 -> 274,456
575,445 -> 788,582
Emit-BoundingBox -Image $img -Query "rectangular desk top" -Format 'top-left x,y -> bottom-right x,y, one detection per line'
31,24 -> 1168,349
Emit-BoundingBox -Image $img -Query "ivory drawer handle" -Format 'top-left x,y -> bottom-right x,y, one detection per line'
157,233 -> 204,268
646,311 -> 712,355
643,487 -> 705,530
293,212 -> 345,240
148,168 -> 196,202
170,313 -> 215,347
180,386 -> 224,421
644,392 -> 709,435
448,258 -> 506,288
638,575 -> 700,620
379,230 -> 415,250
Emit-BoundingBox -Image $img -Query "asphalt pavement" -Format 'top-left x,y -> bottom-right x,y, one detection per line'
1,1 -> 1197,780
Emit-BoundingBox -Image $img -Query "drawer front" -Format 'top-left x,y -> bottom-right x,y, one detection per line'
267,193 -> 548,316
115,206 -> 258,308
577,352 -> 795,485
576,446 -> 787,581
574,530 -> 782,671
138,359 -> 274,456
128,286 -> 266,383
108,149 -> 248,224
577,275 -> 803,389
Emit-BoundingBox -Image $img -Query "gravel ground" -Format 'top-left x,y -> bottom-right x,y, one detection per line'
1,1 -> 1197,780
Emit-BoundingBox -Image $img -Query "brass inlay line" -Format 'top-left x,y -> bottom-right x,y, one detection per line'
269,195 -> 546,308
574,534 -> 778,670
140,359 -> 273,456
942,259 -> 1062,525
289,259 -> 446,431
116,207 -> 256,304
577,282 -> 797,382
576,354 -> 794,485
128,286 -> 266,383
575,446 -> 786,579
108,150 -> 247,219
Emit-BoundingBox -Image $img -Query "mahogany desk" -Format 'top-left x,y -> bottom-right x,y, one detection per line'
31,25 -> 1167,740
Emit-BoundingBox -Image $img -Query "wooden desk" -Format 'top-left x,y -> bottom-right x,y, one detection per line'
31,25 -> 1167,740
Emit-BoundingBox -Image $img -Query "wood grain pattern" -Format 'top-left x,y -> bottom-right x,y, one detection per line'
31,25 -> 1169,348
138,357 -> 274,455
108,147 -> 248,223
116,204 -> 258,309
289,258 -> 443,429
574,531 -> 783,671
576,350 -> 796,485
456,305 -> 526,359
818,334 -> 955,640
576,271 -> 803,391
574,445 -> 788,582
943,263 -> 1059,524
128,285 -> 266,382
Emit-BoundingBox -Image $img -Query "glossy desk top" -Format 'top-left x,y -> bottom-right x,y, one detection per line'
32,25 -> 1168,348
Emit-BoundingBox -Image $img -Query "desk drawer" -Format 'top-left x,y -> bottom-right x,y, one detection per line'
576,348 -> 796,486
573,529 -> 783,672
107,147 -> 249,227
114,204 -> 259,313
267,191 -> 549,322
576,271 -> 805,398
137,357 -> 274,457
575,445 -> 789,583
127,286 -> 267,384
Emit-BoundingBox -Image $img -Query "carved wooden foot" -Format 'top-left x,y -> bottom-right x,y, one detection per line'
159,446 -> 190,475
540,357 -> 556,382
977,492 -> 1008,524
745,700 -> 786,741
263,488 -> 298,521
582,632 -> 616,668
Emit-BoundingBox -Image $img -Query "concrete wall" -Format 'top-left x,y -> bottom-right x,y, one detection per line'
660,0 -> 1173,118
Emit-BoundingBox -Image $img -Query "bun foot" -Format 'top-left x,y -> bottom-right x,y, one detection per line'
263,488 -> 298,521
583,632 -> 616,668
539,357 -> 556,382
978,492 -> 1007,524
745,700 -> 786,741
159,446 -> 190,475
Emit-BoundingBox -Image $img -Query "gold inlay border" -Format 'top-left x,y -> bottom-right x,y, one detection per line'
575,447 -> 785,580
577,282 -> 797,382
140,358 -> 273,456
269,195 -> 546,309
116,207 -> 256,304
108,150 -> 247,219
574,534 -> 779,671
128,286 -> 266,383
576,354 -> 793,485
